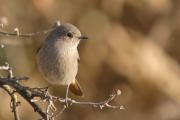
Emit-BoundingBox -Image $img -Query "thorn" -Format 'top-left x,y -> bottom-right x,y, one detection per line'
64,105 -> 67,109
116,89 -> 121,95
1,44 -> 5,48
120,106 -> 125,110
99,105 -> 104,109
14,28 -> 19,36
0,23 -> 3,28
56,21 -> 61,26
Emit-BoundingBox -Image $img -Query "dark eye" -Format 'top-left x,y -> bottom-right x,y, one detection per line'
67,32 -> 73,38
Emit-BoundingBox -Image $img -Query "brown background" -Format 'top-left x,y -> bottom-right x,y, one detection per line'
0,0 -> 180,120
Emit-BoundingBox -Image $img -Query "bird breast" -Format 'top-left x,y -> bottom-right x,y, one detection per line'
37,42 -> 79,85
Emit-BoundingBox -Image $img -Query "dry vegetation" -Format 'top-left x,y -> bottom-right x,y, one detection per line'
0,0 -> 180,120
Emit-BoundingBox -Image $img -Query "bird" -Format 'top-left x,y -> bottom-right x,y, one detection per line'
36,22 -> 88,105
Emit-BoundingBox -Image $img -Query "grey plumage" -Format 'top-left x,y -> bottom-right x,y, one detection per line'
36,23 -> 87,96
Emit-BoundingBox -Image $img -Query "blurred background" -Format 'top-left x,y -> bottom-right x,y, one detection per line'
0,0 -> 180,120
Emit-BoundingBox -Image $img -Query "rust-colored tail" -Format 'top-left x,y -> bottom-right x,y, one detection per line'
69,79 -> 83,96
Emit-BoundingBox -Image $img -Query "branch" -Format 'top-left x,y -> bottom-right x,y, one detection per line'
0,77 -> 124,120
0,28 -> 54,37
69,90 -> 124,109
45,89 -> 124,120
0,62 -> 20,120
0,77 -> 47,119
45,90 -> 124,109
0,21 -> 60,38
1,85 -> 20,120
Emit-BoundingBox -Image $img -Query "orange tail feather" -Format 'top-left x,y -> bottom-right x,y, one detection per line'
69,79 -> 83,96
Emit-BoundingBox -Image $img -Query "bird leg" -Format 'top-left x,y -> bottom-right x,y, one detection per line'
65,84 -> 70,107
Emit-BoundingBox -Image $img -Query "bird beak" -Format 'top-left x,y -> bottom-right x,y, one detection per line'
78,36 -> 88,40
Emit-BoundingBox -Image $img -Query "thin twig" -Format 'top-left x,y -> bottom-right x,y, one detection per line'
0,62 -> 20,120
0,21 -> 61,38
44,89 -> 123,109
51,105 -> 66,120
69,90 -> 124,109
1,85 -> 20,120
0,28 -> 54,37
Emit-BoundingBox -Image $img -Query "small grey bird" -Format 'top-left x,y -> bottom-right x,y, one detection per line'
36,23 -> 88,102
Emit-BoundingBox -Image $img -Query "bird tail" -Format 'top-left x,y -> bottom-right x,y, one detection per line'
69,79 -> 83,96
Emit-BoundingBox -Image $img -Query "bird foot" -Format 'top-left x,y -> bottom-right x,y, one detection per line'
65,97 -> 69,108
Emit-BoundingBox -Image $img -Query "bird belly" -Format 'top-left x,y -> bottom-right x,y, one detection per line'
37,46 -> 78,86
55,56 -> 78,85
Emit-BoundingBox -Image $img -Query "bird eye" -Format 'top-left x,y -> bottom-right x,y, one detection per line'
67,32 -> 73,38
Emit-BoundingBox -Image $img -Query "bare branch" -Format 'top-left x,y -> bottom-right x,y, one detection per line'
44,89 -> 123,110
0,62 -> 20,120
68,89 -> 124,109
0,77 -> 47,119
0,28 -> 54,38
1,85 -> 20,120
0,21 -> 61,38
0,76 -> 123,120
